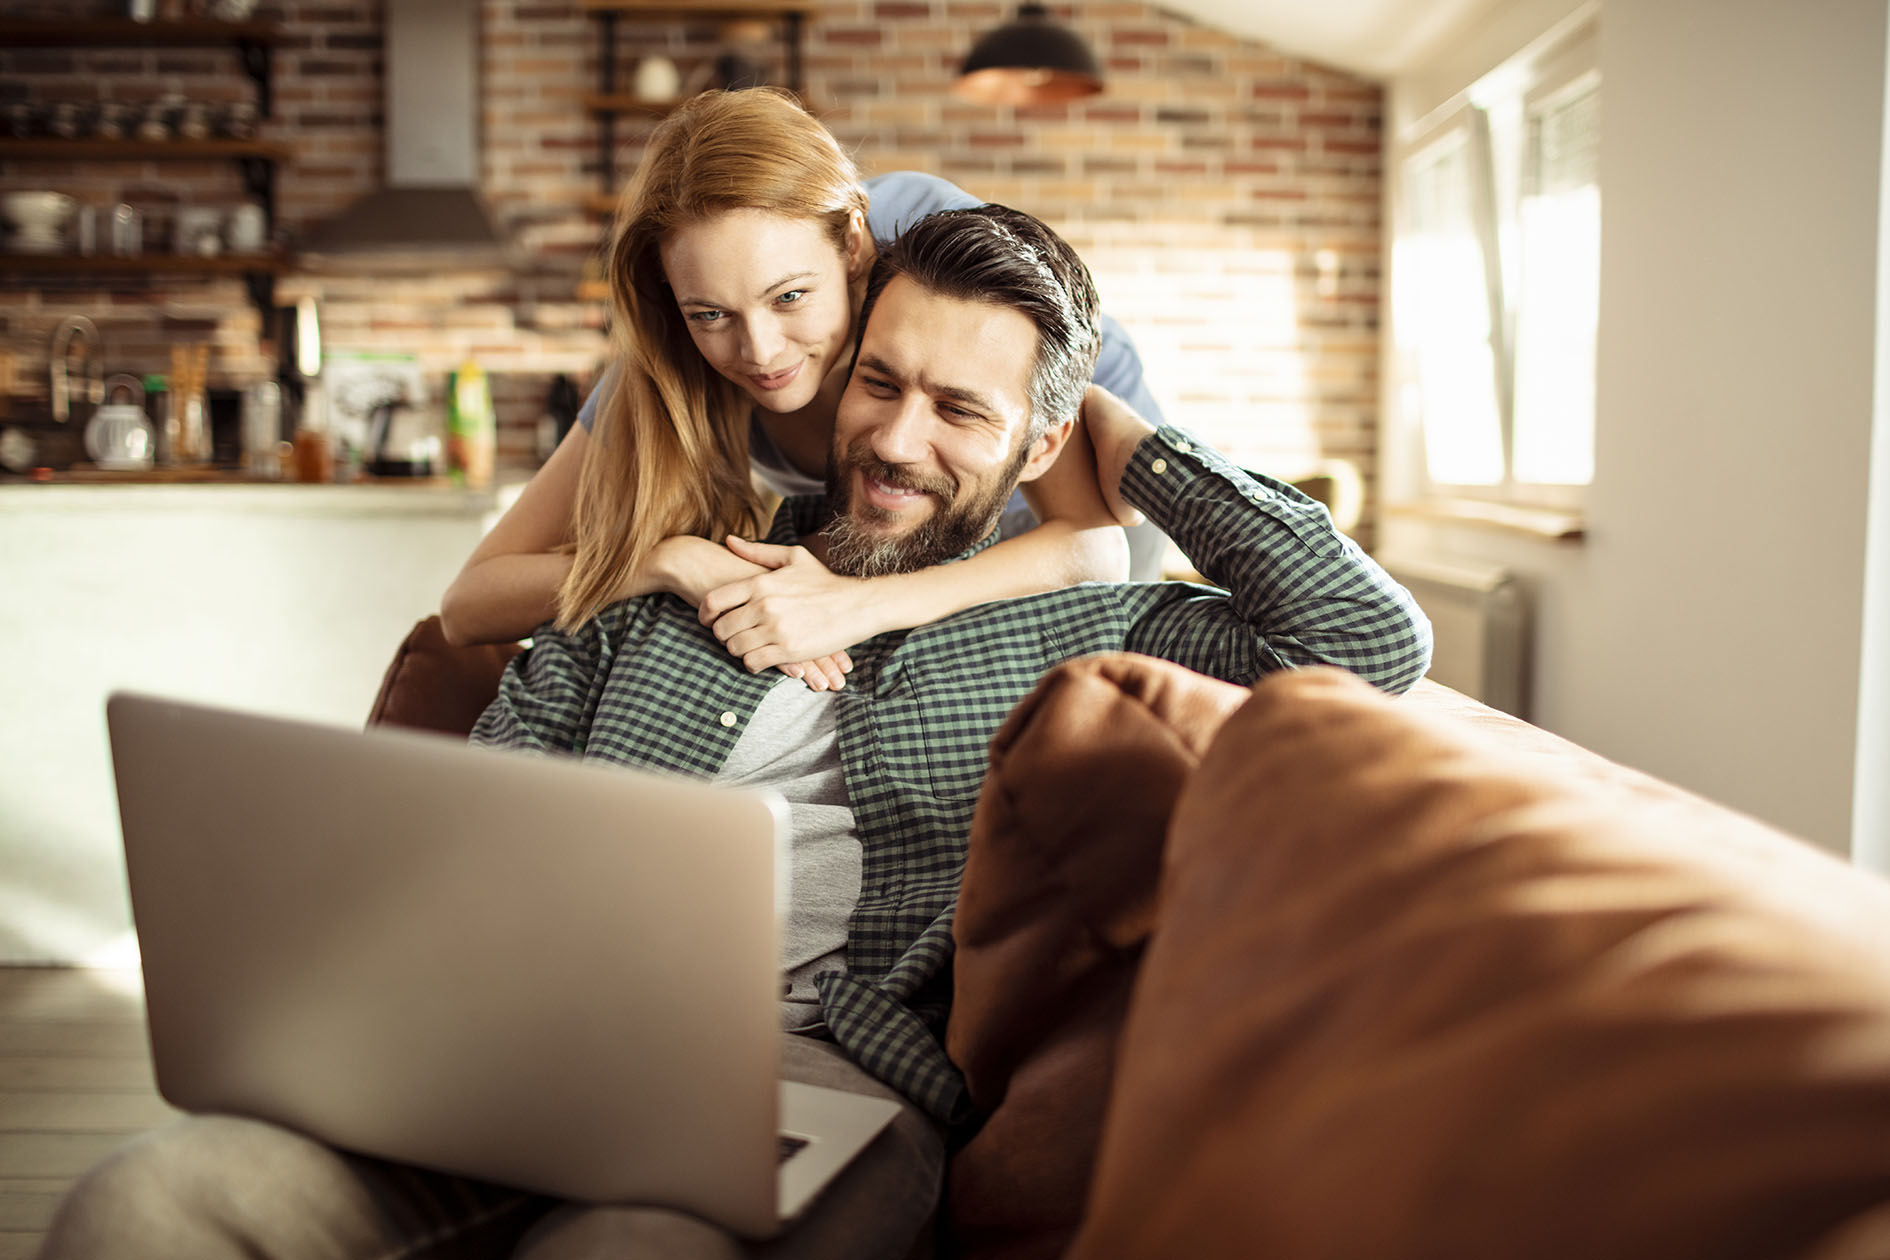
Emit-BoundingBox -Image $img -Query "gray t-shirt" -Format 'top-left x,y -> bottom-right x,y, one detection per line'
715,677 -> 859,1033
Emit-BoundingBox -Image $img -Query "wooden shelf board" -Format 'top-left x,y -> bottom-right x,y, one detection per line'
0,138 -> 292,161
581,0 -> 809,14
0,18 -> 280,46
0,253 -> 290,277
581,92 -> 683,115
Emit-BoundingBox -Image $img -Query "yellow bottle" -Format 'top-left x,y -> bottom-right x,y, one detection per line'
446,357 -> 494,488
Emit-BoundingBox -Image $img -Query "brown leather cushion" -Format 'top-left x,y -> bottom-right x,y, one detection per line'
946,653 -> 1250,1260
364,615 -> 520,735
1069,666 -> 1890,1260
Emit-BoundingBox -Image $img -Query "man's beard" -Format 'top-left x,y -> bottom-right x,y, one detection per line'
823,438 -> 1029,578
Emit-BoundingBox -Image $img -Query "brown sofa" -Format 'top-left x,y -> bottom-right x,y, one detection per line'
370,619 -> 1890,1260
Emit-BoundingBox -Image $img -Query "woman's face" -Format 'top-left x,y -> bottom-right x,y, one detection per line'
659,208 -> 863,416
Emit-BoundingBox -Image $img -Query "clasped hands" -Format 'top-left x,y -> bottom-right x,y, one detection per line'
661,385 -> 1155,690
650,533 -> 862,691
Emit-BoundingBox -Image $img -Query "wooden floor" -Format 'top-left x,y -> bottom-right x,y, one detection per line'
0,966 -> 180,1260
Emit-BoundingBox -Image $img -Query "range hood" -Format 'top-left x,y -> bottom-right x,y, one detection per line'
298,0 -> 508,266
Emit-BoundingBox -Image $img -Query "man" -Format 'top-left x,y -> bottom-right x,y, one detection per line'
39,206 -> 1429,1260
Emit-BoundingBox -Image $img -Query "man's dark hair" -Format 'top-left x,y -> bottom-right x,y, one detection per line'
856,205 -> 1102,443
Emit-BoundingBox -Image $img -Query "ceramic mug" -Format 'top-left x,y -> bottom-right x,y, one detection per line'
226,203 -> 266,253
174,206 -> 224,257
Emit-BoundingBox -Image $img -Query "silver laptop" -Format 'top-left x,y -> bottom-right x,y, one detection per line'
105,691 -> 900,1240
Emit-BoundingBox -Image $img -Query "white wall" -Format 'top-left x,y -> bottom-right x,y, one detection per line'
1859,8 -> 1890,874
1381,0 -> 1890,855
0,485 -> 495,964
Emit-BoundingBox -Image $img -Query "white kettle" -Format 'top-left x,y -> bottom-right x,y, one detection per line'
85,373 -> 155,471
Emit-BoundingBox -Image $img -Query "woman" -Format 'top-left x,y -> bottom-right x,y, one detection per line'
440,90 -> 1168,686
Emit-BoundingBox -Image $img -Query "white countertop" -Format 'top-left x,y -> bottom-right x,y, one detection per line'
0,475 -> 529,518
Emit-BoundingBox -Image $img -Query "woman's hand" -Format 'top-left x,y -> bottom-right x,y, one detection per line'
698,536 -> 881,683
1080,384 -> 1159,527
651,536 -> 852,691
643,535 -> 766,606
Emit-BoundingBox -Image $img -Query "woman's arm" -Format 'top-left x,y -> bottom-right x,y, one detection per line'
439,425 -> 852,686
439,423 -> 588,646
698,416 -> 1132,672
438,421 -> 786,642
436,424 -> 803,634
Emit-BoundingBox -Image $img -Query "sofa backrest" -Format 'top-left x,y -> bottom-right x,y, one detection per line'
946,653 -> 1251,1260
1012,662 -> 1890,1260
365,615 -> 519,735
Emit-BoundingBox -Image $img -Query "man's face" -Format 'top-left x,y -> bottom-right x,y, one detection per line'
825,275 -> 1059,577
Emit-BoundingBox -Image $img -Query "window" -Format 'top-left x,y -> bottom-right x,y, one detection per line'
1397,114 -> 1505,488
1394,29 -> 1599,512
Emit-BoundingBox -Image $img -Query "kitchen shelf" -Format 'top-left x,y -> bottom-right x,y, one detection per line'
584,1 -> 811,228
0,253 -> 289,274
1,15 -> 291,317
0,18 -> 280,45
580,91 -> 682,115
1,138 -> 290,309
0,139 -> 292,162
0,18 -> 282,114
0,252 -> 293,311
580,1 -> 810,13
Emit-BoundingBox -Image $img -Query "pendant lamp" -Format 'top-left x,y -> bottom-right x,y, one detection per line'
953,3 -> 1103,106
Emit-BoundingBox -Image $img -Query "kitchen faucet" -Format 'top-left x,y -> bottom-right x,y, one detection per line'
50,315 -> 104,424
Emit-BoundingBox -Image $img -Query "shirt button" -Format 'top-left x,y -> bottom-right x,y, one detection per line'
719,711 -> 738,728
1150,458 -> 1169,475
1173,440 -> 1192,453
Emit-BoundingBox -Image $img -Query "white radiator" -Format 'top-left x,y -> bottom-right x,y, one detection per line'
1381,555 -> 1529,717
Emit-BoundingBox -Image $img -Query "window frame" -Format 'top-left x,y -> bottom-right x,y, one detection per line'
1393,22 -> 1600,515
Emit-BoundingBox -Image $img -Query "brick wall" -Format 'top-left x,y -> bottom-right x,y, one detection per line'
2,0 -> 1382,536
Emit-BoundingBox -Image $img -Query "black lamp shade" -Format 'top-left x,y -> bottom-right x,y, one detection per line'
954,3 -> 1103,106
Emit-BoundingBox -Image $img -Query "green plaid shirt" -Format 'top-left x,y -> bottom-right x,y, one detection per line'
470,427 -> 1430,1123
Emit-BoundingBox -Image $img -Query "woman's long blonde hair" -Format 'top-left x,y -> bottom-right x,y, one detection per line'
557,88 -> 871,631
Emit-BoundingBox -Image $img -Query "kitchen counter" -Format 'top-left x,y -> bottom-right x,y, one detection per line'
0,469 -> 526,965
0,474 -> 510,519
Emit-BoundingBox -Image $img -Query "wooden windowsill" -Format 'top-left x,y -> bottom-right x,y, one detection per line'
1386,497 -> 1586,542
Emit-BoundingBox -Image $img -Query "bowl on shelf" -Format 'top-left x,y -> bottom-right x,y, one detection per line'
1,191 -> 76,255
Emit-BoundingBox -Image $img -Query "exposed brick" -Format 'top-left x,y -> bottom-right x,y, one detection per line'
295,58 -> 367,76
3,0 -> 1385,486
